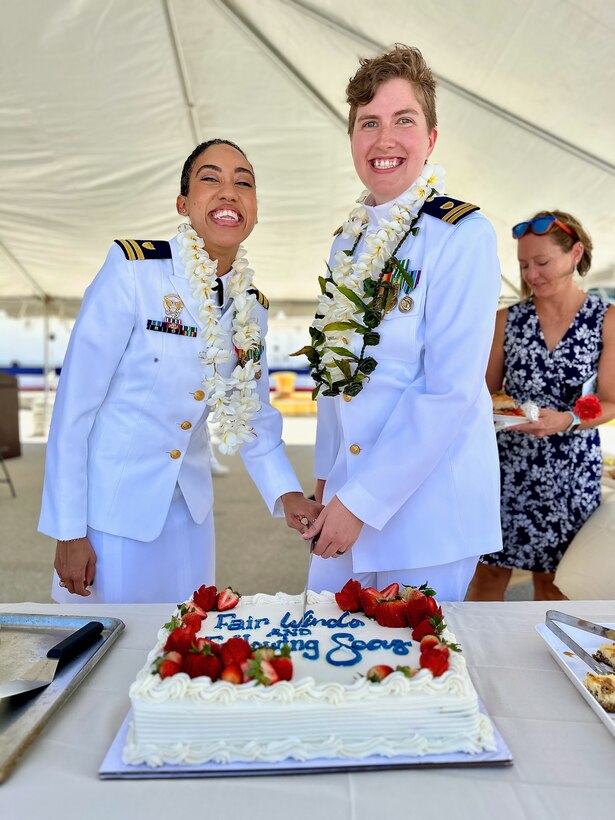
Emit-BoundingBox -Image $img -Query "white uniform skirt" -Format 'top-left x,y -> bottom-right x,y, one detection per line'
308,551 -> 479,602
51,486 -> 214,604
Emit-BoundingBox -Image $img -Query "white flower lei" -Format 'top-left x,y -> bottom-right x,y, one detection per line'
311,164 -> 445,393
177,223 -> 262,454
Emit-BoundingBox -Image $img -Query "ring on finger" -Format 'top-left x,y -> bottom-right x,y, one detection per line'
59,580 -> 67,588
335,549 -> 344,556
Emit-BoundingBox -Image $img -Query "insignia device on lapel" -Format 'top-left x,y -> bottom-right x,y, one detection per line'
146,292 -> 196,337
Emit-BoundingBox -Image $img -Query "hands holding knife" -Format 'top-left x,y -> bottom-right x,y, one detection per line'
301,494 -> 364,560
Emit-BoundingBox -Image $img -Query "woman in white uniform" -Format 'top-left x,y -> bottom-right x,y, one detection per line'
39,139 -> 321,603
301,46 -> 502,601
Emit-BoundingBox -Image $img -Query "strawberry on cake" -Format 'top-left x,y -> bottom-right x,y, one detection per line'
123,581 -> 496,766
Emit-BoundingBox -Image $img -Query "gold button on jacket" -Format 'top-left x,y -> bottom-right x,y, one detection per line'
180,421 -> 192,430
170,449 -> 181,459
343,394 -> 352,403
349,444 -> 361,455
193,390 -> 205,401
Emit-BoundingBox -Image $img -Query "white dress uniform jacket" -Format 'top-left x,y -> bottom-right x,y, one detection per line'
39,236 -> 301,543
314,196 -> 503,573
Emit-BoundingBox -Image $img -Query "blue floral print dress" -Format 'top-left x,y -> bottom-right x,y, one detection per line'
482,294 -> 608,572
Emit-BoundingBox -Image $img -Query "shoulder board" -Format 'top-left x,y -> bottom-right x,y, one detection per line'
248,287 -> 269,310
421,196 -> 479,225
333,225 -> 343,237
114,240 -> 172,260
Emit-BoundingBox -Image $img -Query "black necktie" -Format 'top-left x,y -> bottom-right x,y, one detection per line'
213,277 -> 224,307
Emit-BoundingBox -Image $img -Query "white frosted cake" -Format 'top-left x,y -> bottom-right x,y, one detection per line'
123,590 -> 495,766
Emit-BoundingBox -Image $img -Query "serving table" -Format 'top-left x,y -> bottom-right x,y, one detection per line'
1,600 -> 614,820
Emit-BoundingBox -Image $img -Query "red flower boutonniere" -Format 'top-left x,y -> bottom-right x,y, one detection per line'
573,394 -> 602,421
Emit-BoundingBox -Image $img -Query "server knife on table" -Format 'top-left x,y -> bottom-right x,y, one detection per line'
0,621 -> 104,700
545,612 -> 613,674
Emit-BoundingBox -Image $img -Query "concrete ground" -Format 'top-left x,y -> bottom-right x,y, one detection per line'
0,410 -> 538,603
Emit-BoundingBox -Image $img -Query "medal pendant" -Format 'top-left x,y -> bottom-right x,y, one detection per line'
385,296 -> 398,314
399,295 -> 414,313
384,282 -> 400,314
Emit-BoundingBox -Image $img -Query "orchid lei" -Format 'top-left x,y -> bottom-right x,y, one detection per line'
177,223 -> 262,454
300,164 -> 445,398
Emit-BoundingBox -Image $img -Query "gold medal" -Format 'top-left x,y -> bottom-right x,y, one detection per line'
384,282 -> 399,314
385,296 -> 398,314
399,295 -> 414,313
163,293 -> 184,321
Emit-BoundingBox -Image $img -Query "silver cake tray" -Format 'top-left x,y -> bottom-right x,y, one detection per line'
99,704 -> 512,779
0,612 -> 125,783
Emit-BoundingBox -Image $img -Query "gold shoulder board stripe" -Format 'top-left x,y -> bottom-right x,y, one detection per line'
126,238 -> 145,260
114,239 -> 172,260
442,203 -> 479,224
333,225 -> 343,237
115,239 -> 136,260
249,288 -> 269,309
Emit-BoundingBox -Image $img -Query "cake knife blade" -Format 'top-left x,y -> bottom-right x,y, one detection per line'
300,540 -> 314,621
546,610 -> 615,642
544,615 -> 611,675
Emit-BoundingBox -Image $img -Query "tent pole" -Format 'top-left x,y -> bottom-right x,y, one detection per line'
43,296 -> 51,429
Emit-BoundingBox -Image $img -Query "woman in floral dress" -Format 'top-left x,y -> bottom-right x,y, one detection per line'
468,211 -> 615,601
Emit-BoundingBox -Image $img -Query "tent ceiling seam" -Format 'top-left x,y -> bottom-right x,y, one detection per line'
213,0 -> 347,132
163,0 -> 202,144
0,241 -> 48,300
282,0 -> 615,176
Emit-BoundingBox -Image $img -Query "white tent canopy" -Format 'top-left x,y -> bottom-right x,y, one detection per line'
1,0 -> 614,319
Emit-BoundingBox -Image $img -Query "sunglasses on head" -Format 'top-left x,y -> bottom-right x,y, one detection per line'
512,215 -> 576,240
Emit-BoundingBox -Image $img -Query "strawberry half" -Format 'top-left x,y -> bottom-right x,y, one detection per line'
270,645 -> 293,681
359,587 -> 380,618
193,637 -> 222,657
220,637 -> 253,667
406,593 -> 442,629
217,587 -> 241,611
366,664 -> 394,682
181,612 -> 203,632
412,613 -> 446,642
419,644 -> 449,677
183,651 -> 222,681
155,651 -> 184,679
378,583 -> 399,599
164,624 -> 198,656
193,584 -> 218,612
220,663 -> 244,685
335,578 -> 362,612
374,598 -> 409,628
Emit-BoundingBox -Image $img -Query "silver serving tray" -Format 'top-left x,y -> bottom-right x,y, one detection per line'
0,612 -> 124,783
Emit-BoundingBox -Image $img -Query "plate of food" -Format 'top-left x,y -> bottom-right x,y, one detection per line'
492,392 -> 532,430
536,618 -> 615,737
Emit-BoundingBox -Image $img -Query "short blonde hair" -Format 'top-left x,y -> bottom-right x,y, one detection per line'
346,44 -> 437,135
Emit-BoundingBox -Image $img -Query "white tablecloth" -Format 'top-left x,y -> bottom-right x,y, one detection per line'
1,600 -> 614,820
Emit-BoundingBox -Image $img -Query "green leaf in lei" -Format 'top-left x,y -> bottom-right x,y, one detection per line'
333,358 -> 352,379
328,346 -> 359,360
323,320 -> 360,332
336,286 -> 368,311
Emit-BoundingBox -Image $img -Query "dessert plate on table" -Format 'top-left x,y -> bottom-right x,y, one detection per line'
99,707 -> 512,779
536,621 -> 615,737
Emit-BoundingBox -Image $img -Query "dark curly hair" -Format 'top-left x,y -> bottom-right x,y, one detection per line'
179,139 -> 249,196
